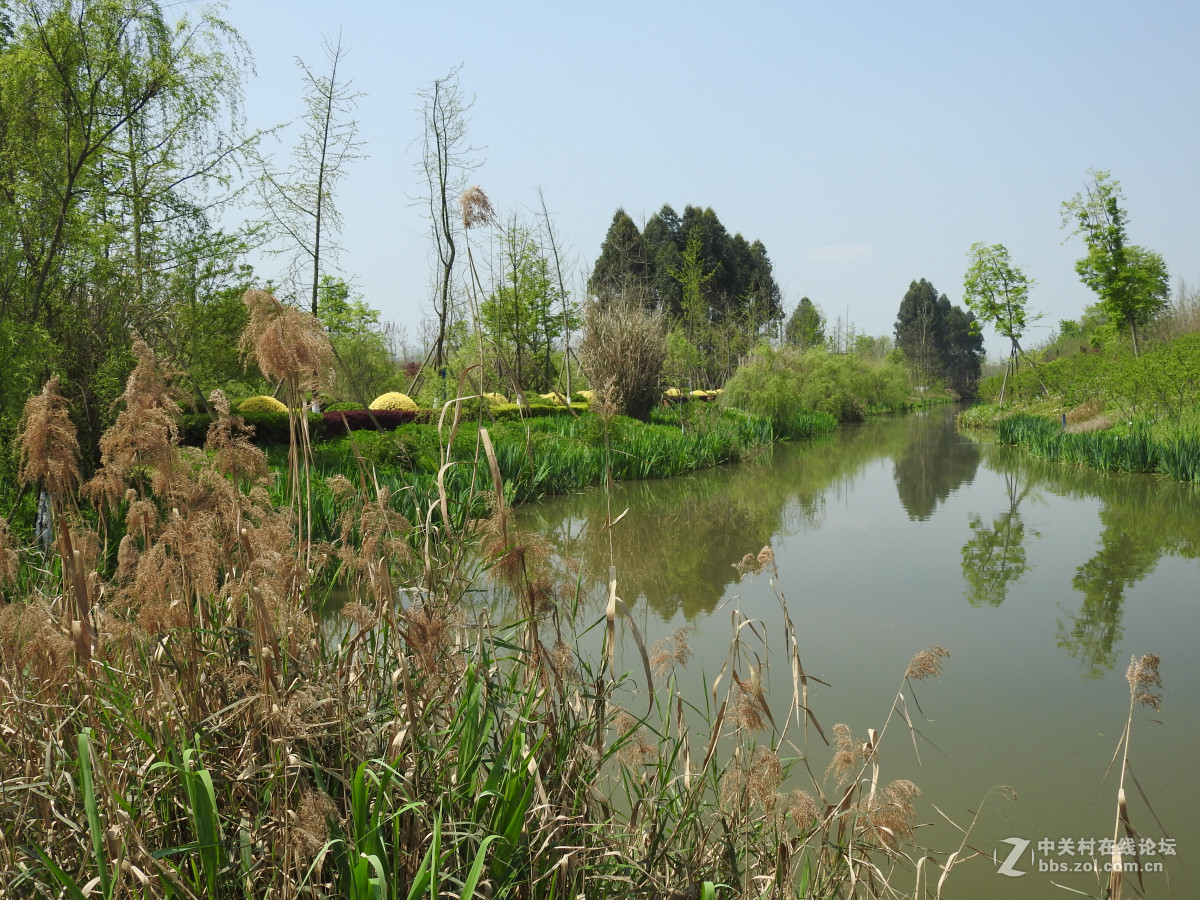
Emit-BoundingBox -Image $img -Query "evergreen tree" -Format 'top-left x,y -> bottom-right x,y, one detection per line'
894,279 -> 982,395
785,297 -> 825,350
588,209 -> 649,303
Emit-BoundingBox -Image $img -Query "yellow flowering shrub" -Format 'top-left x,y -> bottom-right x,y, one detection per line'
238,395 -> 288,413
368,392 -> 419,412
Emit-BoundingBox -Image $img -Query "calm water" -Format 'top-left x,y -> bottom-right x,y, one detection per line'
516,406 -> 1200,898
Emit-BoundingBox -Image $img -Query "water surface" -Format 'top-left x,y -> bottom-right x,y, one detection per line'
518,406 -> 1200,898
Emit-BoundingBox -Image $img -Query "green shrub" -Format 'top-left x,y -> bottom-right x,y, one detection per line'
720,345 -> 811,427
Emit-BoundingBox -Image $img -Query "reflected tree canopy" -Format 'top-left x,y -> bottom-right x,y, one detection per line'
519,410 -> 1200,678
893,412 -> 981,520
521,418 -> 931,620
960,468 -> 1037,606
983,447 -> 1200,676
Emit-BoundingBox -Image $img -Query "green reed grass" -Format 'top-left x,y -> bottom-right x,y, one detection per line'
995,413 -> 1199,481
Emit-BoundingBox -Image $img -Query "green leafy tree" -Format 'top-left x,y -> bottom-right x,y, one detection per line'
314,276 -> 396,404
1061,170 -> 1170,356
962,242 -> 1045,402
784,297 -> 825,350
0,0 -> 251,463
481,223 -> 576,394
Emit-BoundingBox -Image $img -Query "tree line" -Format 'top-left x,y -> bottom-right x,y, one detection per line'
589,205 -> 783,386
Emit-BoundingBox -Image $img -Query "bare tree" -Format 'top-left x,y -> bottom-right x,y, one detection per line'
255,32 -> 363,317
416,66 -> 481,372
536,188 -> 577,397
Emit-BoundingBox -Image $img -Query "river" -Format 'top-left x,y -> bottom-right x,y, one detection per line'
515,405 -> 1200,898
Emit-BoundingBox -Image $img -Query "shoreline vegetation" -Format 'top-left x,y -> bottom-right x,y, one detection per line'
1,342 -> 954,899
957,330 -> 1200,483
0,313 -> 1168,898
0,6 -> 1183,889
0,300 -> 993,898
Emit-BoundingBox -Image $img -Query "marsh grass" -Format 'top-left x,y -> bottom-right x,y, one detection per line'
994,413 -> 1200,480
4,312 -> 974,899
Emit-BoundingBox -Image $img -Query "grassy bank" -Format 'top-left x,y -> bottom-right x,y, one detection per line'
958,332 -> 1200,482
1,350 -> 965,899
267,402 -> 837,547
991,414 -> 1200,482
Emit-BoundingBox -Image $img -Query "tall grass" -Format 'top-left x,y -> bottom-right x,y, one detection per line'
0,315 -> 983,898
994,413 -> 1200,481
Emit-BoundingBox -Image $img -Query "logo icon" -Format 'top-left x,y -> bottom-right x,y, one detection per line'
995,837 -> 1031,877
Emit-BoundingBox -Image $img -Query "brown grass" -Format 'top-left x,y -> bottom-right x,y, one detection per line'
1064,398 -> 1113,433
577,298 -> 668,420
17,375 -> 81,500
460,184 -> 496,230
240,288 -> 334,397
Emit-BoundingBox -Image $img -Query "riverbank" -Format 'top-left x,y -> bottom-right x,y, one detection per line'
267,402 -> 838,540
956,332 -> 1200,482
2,366 -> 938,899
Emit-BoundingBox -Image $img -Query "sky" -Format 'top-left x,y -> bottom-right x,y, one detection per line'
218,0 -> 1200,361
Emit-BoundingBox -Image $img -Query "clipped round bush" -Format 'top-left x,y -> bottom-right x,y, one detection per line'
369,392 -> 419,412
238,395 -> 288,413
539,392 -> 569,406
576,390 -> 595,403
483,392 -> 508,405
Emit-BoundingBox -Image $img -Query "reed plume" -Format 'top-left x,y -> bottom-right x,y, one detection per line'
461,184 -> 496,230
0,516 -> 17,597
18,375 -> 80,500
84,339 -> 183,509
240,289 -> 334,395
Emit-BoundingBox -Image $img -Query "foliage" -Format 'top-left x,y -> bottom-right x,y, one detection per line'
994,414 -> 1179,478
324,408 -> 419,434
314,276 -> 398,404
977,332 -> 1200,430
239,395 -> 289,413
369,391 -> 419,412
0,0 -> 252,468
962,242 -> 1034,343
723,345 -> 912,426
719,345 -> 812,427
1061,170 -> 1170,356
577,300 -> 668,420
784,296 -> 826,350
894,279 -> 984,396
590,204 -> 783,385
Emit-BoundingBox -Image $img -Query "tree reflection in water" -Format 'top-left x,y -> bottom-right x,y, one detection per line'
960,467 -> 1038,607
892,411 -> 981,521
519,410 -> 1200,679
976,446 -> 1200,676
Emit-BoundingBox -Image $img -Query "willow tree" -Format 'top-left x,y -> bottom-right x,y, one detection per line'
0,0 -> 251,462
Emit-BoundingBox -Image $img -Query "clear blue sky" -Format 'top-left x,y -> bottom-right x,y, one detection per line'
221,0 -> 1200,359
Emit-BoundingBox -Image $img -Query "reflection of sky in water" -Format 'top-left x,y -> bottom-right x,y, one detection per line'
517,407 -> 1200,899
